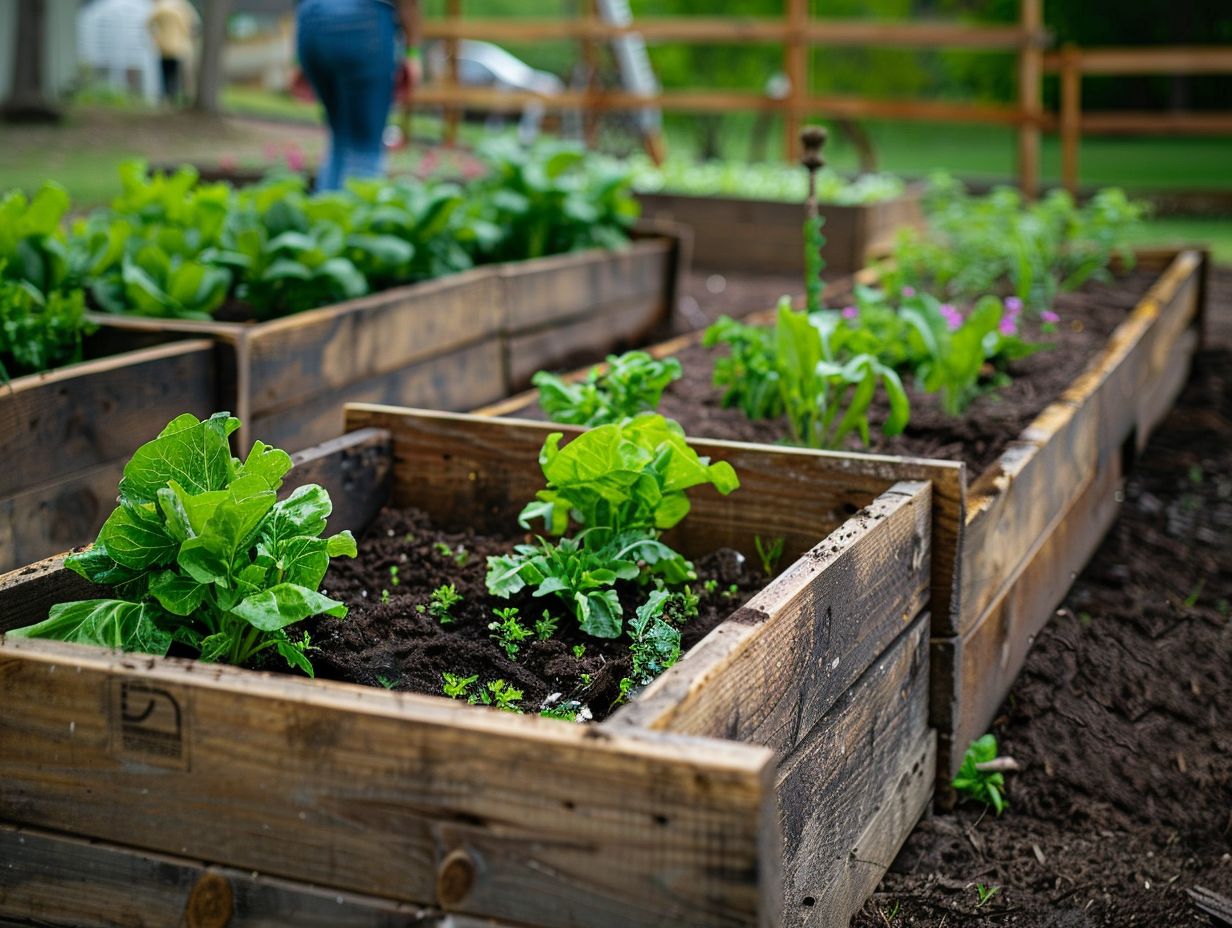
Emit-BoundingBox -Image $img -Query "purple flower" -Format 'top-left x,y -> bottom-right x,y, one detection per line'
1004,296 -> 1024,316
842,305 -> 858,320
999,317 -> 1018,337
902,286 -> 916,298
939,303 -> 963,331
1041,309 -> 1060,324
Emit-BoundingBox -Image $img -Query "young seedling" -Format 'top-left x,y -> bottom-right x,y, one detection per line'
534,610 -> 560,641
952,733 -> 1018,815
672,586 -> 700,622
469,679 -> 524,713
388,565 -> 400,587
417,583 -> 463,625
974,883 -> 1000,908
489,606 -> 533,659
754,535 -> 785,577
702,578 -> 719,594
376,674 -> 397,689
572,644 -> 586,660
380,588 -> 390,604
442,672 -> 477,699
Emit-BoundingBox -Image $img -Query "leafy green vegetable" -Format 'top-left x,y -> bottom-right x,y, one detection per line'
534,350 -> 682,426
7,412 -> 356,675
952,733 -> 1009,814
627,590 -> 681,685
488,606 -> 533,659
0,274 -> 93,379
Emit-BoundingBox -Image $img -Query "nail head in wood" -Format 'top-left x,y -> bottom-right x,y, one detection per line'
800,125 -> 828,171
436,847 -> 478,909
185,871 -> 233,928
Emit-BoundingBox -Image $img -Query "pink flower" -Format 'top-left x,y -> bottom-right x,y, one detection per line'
285,144 -> 306,172
939,303 -> 963,331
902,286 -> 916,298
842,305 -> 858,320
999,317 -> 1018,337
1041,310 -> 1060,324
1005,296 -> 1023,316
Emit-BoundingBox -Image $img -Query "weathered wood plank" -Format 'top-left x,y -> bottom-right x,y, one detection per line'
0,824 -> 450,927
777,618 -> 932,928
612,483 -> 930,759
249,339 -> 507,453
0,638 -> 778,928
0,339 -> 217,498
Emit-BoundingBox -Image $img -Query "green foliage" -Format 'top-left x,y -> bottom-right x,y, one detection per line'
485,414 -> 738,639
0,275 -> 93,379
974,884 -> 1001,908
627,590 -> 682,685
534,350 -> 682,427
488,606 -> 533,659
534,610 -> 560,641
417,582 -> 463,624
469,679 -> 524,713
754,536 -> 785,577
0,182 -> 73,294
952,733 -> 1009,815
442,672 -> 478,699
7,412 -> 357,675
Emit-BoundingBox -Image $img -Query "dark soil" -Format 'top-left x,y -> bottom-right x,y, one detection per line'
308,507 -> 764,718
847,272 -> 1232,928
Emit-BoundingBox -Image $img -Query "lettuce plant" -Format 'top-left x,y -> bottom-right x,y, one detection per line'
7,412 -> 357,675
0,273 -> 92,380
534,350 -> 682,427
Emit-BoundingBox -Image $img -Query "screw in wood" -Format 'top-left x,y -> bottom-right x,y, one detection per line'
185,871 -> 233,928
436,847 -> 478,910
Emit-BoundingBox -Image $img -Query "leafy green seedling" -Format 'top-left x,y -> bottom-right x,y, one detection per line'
540,701 -> 580,721
952,733 -> 1011,814
442,672 -> 477,699
388,565 -> 400,586
535,610 -> 560,640
572,644 -> 586,660
376,674 -> 397,689
628,590 -> 681,685
703,578 -> 719,594
673,586 -> 700,621
754,535 -> 785,577
534,350 -> 683,427
6,413 -> 357,676
380,588 -> 390,604
469,679 -> 524,713
489,606 -> 533,659
974,884 -> 1000,908
1184,579 -> 1205,609
433,541 -> 454,559
417,583 -> 463,624
724,583 -> 741,599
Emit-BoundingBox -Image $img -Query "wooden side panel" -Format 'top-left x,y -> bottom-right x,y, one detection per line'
778,618 -> 932,928
245,270 -> 502,418
0,341 -> 218,573
0,825 -> 450,928
249,340 -> 507,453
0,638 -> 778,928
613,483 -> 930,760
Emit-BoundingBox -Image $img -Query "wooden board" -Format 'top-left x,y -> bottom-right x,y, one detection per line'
635,188 -> 923,275
0,340 -> 218,573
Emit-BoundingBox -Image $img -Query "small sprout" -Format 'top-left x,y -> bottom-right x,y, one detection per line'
388,565 -> 400,587
535,610 -> 560,641
952,733 -> 1013,814
433,541 -> 453,558
723,583 -> 741,599
452,545 -> 470,566
614,676 -> 636,707
974,884 -> 1000,908
754,535 -> 785,577
403,533 -> 416,543
489,606 -> 533,659
376,674 -> 397,690
572,644 -> 586,660
702,578 -> 719,594
579,672 -> 592,686
425,583 -> 464,624
470,679 -> 523,713
673,586 -> 700,622
540,693 -> 582,721
380,588 -> 390,604
1183,579 -> 1205,609
442,672 -> 477,699
1078,611 -> 1093,627
1188,464 -> 1204,485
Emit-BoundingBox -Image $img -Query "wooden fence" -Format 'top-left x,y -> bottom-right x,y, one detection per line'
417,3 -> 1232,197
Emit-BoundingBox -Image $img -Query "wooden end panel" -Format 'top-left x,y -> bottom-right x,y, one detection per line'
778,617 -> 933,927
934,442 -> 1124,778
499,239 -> 673,332
0,638 -> 779,928
0,340 -> 218,498
0,824 -> 458,928
612,483 -> 930,759
249,339 -> 506,454
245,270 -> 502,420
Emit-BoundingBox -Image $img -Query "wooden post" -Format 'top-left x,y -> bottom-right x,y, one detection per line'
783,0 -> 808,162
1060,43 -> 1081,194
1017,0 -> 1043,198
444,0 -> 461,146
195,0 -> 233,115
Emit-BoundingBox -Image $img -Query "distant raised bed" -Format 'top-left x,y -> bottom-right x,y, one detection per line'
0,405 -> 933,928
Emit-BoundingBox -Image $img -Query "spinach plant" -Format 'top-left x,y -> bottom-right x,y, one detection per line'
952,733 -> 1010,814
7,413 -> 357,675
0,273 -> 92,379
534,350 -> 682,426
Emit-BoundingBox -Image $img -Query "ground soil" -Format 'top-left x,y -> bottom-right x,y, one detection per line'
308,507 -> 765,719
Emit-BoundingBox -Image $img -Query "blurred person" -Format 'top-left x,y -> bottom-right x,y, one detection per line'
147,0 -> 200,105
297,0 -> 421,191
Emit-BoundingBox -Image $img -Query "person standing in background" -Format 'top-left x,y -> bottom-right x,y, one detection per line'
147,0 -> 201,105
297,0 -> 421,192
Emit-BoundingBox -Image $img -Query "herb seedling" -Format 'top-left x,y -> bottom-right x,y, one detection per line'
380,588 -> 390,604
489,606 -> 533,659
534,350 -> 683,427
442,672 -> 478,699
703,578 -> 719,594
724,583 -> 741,599
572,644 -> 586,659
673,586 -> 700,621
535,610 -> 560,640
974,884 -> 1000,908
470,679 -> 524,713
754,535 -> 785,577
952,733 -> 1011,814
628,591 -> 681,685
541,702 -> 579,721
417,583 -> 463,624
376,674 -> 397,689
388,565 -> 400,586
7,413 -> 357,676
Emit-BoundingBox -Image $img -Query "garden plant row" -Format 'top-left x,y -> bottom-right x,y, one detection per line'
0,147 -> 687,572
0,162 -> 1209,928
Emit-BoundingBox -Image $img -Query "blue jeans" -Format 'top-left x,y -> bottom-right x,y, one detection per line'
296,0 -> 397,191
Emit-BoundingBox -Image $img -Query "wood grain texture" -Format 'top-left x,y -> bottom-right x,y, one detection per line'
0,824 -> 453,928
777,618 -> 932,927
249,339 -> 507,453
612,482 -> 930,759
286,428 -> 393,537
0,638 -> 778,928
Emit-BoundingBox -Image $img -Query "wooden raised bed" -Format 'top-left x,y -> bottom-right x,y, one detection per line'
0,338 -> 217,574
635,188 -> 922,276
478,247 -> 1208,784
0,405 -> 934,928
85,226 -> 684,455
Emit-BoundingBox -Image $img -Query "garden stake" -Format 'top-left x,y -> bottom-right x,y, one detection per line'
800,125 -> 828,314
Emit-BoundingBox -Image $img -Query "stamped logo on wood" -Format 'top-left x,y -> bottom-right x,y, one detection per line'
109,679 -> 191,770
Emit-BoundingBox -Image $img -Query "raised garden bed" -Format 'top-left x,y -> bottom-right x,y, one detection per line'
478,247 -> 1208,784
86,224 -> 684,454
636,188 -> 922,276
0,405 -> 934,928
0,337 -> 217,573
